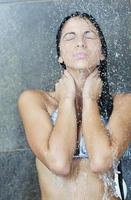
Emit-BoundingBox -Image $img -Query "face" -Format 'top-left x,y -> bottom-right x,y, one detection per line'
59,17 -> 105,72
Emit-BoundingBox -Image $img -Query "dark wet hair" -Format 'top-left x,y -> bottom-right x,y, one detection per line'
56,11 -> 113,121
56,13 -> 125,199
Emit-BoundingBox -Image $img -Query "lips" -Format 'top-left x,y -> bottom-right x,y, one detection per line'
74,52 -> 88,59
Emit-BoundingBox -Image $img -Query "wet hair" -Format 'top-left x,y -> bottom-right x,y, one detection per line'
56,11 -> 113,121
56,12 -> 125,199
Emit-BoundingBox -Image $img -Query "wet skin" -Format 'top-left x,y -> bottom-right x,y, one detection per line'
36,158 -> 121,200
35,91 -> 122,200
18,16 -> 131,200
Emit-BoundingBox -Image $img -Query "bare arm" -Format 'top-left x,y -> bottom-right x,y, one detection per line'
18,90 -> 77,176
48,97 -> 77,172
82,93 -> 131,173
18,91 -> 77,175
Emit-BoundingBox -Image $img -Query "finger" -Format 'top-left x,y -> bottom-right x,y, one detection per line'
59,79 -> 62,82
64,70 -> 71,78
64,70 -> 73,80
98,78 -> 103,86
64,70 -> 68,75
89,68 -> 98,78
93,67 -> 99,74
61,74 -> 66,80
95,72 -> 100,79
93,68 -> 100,77
55,82 -> 59,87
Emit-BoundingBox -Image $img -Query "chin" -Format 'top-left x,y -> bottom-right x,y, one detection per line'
67,60 -> 95,72
74,63 -> 90,71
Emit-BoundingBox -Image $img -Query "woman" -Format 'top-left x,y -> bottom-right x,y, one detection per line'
18,12 -> 131,200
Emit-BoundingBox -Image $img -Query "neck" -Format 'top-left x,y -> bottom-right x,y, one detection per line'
67,68 -> 90,97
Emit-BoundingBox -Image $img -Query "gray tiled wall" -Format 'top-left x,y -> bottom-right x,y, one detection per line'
0,0 -> 130,199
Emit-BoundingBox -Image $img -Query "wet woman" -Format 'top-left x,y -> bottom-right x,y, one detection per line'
18,12 -> 131,200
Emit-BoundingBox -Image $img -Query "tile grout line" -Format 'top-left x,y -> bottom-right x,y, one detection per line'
0,0 -> 58,5
0,148 -> 32,153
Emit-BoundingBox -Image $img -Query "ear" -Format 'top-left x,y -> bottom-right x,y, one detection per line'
100,53 -> 105,61
58,56 -> 64,63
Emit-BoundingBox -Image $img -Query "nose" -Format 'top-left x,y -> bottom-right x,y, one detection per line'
76,36 -> 86,48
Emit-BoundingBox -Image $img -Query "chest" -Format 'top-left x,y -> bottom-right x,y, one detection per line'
36,157 -> 105,200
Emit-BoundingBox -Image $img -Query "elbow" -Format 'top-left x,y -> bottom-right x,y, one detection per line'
36,149 -> 71,176
90,153 -> 113,173
48,149 -> 71,176
50,160 -> 71,176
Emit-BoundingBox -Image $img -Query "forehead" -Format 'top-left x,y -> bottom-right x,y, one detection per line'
61,16 -> 97,34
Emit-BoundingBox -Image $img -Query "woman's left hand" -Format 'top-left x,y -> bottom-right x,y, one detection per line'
82,68 -> 103,101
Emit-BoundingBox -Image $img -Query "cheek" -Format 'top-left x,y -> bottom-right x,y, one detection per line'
60,44 -> 73,60
89,42 -> 102,58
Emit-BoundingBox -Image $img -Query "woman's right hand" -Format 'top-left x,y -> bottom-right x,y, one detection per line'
82,68 -> 103,101
55,70 -> 76,101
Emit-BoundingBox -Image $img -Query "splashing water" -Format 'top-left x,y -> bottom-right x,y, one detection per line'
39,1 -> 130,199
98,159 -> 121,200
98,123 -> 121,200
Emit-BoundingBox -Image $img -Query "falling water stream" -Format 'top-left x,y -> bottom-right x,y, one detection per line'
39,0 -> 130,199
98,151 -> 121,200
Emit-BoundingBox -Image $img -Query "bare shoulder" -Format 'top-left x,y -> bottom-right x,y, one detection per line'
18,89 -> 58,114
110,92 -> 131,129
108,92 -> 131,159
112,92 -> 131,110
112,92 -> 131,100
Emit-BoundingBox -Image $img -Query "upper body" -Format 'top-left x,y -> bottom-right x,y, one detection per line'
18,90 -> 131,173
18,12 -> 131,200
18,89 -> 131,200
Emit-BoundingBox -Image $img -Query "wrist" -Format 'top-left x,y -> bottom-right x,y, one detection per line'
82,98 -> 99,120
59,97 -> 75,112
83,96 -> 97,104
59,96 -> 75,103
82,92 -> 99,101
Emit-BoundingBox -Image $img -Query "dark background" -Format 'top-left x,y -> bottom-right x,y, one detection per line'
0,0 -> 130,199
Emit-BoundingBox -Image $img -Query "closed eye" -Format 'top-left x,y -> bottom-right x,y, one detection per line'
84,31 -> 97,39
63,32 -> 75,41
